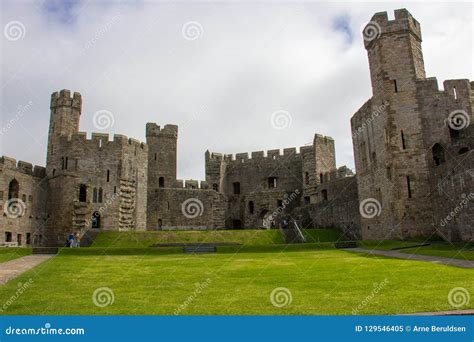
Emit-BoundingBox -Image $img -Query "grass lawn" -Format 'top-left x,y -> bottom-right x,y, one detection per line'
0,248 -> 31,263
0,247 -> 472,315
92,230 -> 285,247
302,229 -> 344,242
360,240 -> 474,261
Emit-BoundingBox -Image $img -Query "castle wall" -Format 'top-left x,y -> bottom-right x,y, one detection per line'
148,185 -> 226,230
0,157 -> 47,246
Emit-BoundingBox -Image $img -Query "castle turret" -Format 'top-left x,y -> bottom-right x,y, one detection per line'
46,89 -> 82,176
146,123 -> 178,189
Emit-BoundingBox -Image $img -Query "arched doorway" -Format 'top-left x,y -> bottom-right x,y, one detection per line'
91,211 -> 101,229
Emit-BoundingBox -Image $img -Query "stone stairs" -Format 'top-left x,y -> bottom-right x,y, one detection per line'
32,247 -> 59,254
183,245 -> 217,254
334,241 -> 358,249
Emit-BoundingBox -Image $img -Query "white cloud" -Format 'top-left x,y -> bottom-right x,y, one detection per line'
1,1 -> 472,179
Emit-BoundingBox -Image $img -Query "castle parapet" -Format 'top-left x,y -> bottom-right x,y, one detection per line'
0,156 -> 46,178
146,123 -> 178,138
50,89 -> 82,110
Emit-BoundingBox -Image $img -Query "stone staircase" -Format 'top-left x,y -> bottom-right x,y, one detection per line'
334,241 -> 358,249
32,247 -> 58,254
183,245 -> 217,254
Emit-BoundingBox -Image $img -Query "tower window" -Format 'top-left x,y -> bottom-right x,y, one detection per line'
319,173 -> 324,184
304,172 -> 309,185
107,170 -> 110,182
8,179 -> 19,200
407,176 -> 412,198
154,153 -> 157,161
248,201 -> 254,214
432,143 -> 445,166
92,188 -> 98,203
321,189 -> 328,201
401,130 -> 406,150
98,188 -> 103,203
233,182 -> 241,195
393,79 -> 398,93
79,184 -> 87,202
159,177 -> 165,188
268,177 -> 277,189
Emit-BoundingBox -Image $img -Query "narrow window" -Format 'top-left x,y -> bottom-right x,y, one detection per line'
79,184 -> 87,202
432,144 -> 445,166
407,176 -> 412,198
304,172 -> 309,185
113,186 -> 117,194
92,188 -> 98,203
98,188 -> 103,203
248,201 -> 254,214
107,170 -> 110,182
453,87 -> 457,100
52,169 -> 56,176
159,177 -> 165,188
393,79 -> 398,93
17,234 -> 22,246
268,177 -> 277,189
167,201 -> 170,210
233,182 -> 241,195
22,194 -> 26,202
8,179 -> 19,199
5,232 -> 12,242
401,130 -> 406,150
154,153 -> 157,161
319,173 -> 324,184
26,233 -> 31,245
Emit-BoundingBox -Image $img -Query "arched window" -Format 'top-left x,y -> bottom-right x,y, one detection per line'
212,183 -> 219,192
8,179 -> 19,199
159,177 -> 165,188
432,143 -> 445,166
248,201 -> 254,214
98,188 -> 103,203
79,184 -> 87,202
92,188 -> 98,203
91,211 -> 101,229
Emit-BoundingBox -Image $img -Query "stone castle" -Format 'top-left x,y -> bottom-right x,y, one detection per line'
1,9 -> 472,246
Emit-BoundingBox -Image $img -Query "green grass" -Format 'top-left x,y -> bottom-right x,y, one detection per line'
302,229 -> 344,242
359,240 -> 474,260
0,248 -> 31,263
92,230 -> 285,248
0,248 -> 472,315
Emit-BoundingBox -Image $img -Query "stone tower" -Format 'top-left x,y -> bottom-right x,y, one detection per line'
146,123 -> 178,189
352,9 -> 434,239
46,89 -> 82,176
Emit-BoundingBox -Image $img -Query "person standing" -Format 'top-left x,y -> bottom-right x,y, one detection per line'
68,232 -> 75,248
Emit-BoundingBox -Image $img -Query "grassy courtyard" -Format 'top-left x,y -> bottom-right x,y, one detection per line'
0,248 -> 31,263
0,245 -> 472,315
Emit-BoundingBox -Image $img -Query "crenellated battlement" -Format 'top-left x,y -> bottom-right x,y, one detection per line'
58,132 -> 147,151
364,9 -> 422,49
146,123 -> 178,138
50,89 -> 82,110
0,156 -> 46,178
416,78 -> 473,100
175,179 -> 209,189
207,146 -> 308,164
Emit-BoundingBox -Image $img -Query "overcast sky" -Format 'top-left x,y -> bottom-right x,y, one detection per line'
1,0 -> 472,180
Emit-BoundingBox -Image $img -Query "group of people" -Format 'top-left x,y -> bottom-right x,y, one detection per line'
67,232 -> 81,247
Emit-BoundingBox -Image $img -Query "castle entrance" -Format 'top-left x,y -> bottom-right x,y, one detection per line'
91,212 -> 101,229
260,210 -> 273,229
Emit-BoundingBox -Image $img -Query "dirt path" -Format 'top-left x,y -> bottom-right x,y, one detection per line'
0,255 -> 53,285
